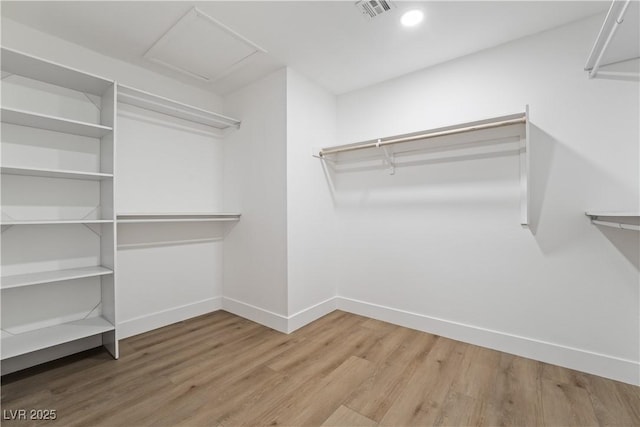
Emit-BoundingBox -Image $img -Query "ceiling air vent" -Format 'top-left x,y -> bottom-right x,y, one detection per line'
355,0 -> 395,20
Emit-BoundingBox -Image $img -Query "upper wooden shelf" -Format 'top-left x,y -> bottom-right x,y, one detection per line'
118,84 -> 241,130
1,47 -> 113,95
1,107 -> 112,138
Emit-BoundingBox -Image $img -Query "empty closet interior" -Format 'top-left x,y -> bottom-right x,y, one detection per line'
0,0 -> 639,388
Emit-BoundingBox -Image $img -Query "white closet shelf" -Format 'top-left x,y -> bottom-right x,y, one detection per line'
118,84 -> 241,130
1,219 -> 114,225
1,107 -> 113,138
117,213 -> 241,223
1,266 -> 113,290
585,211 -> 640,231
1,47 -> 113,96
1,166 -> 113,181
0,317 -> 114,360
585,211 -> 640,217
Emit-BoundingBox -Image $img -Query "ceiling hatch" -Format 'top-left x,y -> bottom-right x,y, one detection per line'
144,7 -> 267,83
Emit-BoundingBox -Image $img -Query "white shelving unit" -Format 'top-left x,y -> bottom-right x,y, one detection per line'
0,47 -> 118,368
585,211 -> 640,231
117,213 -> 241,223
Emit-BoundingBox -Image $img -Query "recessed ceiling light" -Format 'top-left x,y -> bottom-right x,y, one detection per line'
401,9 -> 424,27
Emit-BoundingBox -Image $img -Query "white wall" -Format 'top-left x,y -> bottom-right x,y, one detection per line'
223,69 -> 289,329
285,69 -> 339,327
116,106 -> 227,338
328,15 -> 639,384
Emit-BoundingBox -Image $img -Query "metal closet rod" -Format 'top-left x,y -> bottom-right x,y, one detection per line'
319,116 -> 526,157
592,219 -> 640,231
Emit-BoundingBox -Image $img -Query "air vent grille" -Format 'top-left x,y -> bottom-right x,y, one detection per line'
355,0 -> 394,19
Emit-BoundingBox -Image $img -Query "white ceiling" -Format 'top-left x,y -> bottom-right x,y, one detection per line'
1,1 -> 609,95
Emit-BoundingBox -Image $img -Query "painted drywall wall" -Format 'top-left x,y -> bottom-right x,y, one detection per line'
285,69 -> 339,322
116,106 -> 227,339
0,18 -> 223,112
223,69 -> 289,328
330,15 -> 639,384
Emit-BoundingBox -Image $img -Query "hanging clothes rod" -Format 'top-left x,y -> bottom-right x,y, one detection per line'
592,219 -> 640,231
318,116 -> 526,157
584,0 -> 632,78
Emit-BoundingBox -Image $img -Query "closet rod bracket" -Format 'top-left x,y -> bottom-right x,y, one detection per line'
378,140 -> 396,175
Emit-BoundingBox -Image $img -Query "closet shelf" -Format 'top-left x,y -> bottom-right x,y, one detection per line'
585,211 -> 640,231
0,317 -> 115,360
584,0 -> 639,78
1,166 -> 113,181
118,84 -> 241,130
1,266 -> 113,290
1,219 -> 114,225
117,213 -> 241,223
1,107 -> 113,138
315,110 -> 530,226
315,112 -> 527,157
1,47 -> 113,95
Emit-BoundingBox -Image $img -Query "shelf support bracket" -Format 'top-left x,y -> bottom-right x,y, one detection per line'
83,93 -> 102,111
377,140 -> 396,175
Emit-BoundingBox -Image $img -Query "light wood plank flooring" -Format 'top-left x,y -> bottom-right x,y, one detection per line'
2,311 -> 639,426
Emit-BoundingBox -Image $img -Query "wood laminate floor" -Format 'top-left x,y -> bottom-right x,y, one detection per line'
2,311 -> 639,426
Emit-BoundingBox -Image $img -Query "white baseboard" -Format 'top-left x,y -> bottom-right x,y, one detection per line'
222,297 -> 289,333
118,297 -> 222,339
336,296 -> 640,386
220,296 -> 337,334
287,297 -> 337,333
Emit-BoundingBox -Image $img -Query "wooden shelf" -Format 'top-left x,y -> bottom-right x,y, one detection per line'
1,107 -> 112,138
0,317 -> 114,360
117,213 -> 241,224
1,47 -> 113,96
1,219 -> 113,225
1,166 -> 113,181
118,84 -> 240,130
1,266 -> 113,290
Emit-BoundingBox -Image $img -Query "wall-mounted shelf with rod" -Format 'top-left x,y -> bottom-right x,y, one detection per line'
0,107 -> 113,138
585,0 -> 639,78
117,213 -> 241,224
585,211 -> 640,231
315,108 -> 530,225
117,84 -> 241,130
1,166 -> 113,181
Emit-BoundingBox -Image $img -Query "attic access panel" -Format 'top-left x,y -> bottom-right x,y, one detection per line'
144,7 -> 266,83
